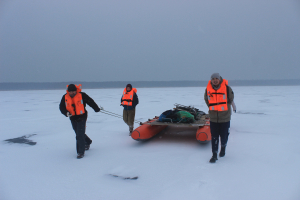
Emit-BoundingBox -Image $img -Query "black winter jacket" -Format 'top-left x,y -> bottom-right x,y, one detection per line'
60,92 -> 100,121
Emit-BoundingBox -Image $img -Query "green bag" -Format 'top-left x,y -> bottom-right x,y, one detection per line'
175,111 -> 195,123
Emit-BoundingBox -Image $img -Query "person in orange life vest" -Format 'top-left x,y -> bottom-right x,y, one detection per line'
59,84 -> 101,159
121,84 -> 139,135
204,73 -> 234,163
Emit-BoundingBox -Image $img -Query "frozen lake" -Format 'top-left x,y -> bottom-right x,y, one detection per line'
1,86 -> 300,200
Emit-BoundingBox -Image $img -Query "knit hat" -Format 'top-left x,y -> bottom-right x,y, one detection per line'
67,84 -> 77,92
211,73 -> 220,80
126,84 -> 132,89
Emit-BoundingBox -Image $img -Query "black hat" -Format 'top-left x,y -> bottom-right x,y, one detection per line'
67,84 -> 77,92
126,84 -> 132,89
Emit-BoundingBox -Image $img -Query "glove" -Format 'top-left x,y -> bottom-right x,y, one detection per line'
66,112 -> 72,117
96,107 -> 102,112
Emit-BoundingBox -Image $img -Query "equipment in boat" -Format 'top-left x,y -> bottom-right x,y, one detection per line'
131,104 -> 211,143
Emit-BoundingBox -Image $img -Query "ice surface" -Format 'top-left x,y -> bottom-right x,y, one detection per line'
1,86 -> 300,200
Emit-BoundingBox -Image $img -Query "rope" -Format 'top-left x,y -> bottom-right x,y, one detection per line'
100,110 -> 123,119
100,109 -> 143,124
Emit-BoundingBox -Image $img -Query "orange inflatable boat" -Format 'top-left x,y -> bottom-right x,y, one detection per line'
131,116 -> 211,143
196,119 -> 211,143
131,117 -> 168,141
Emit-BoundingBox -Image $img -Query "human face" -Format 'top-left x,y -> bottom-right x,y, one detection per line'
126,87 -> 132,92
69,91 -> 77,97
211,78 -> 220,86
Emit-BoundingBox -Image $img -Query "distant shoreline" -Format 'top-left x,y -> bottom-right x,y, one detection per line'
0,80 -> 299,91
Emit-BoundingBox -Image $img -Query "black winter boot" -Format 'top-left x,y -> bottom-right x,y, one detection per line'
219,146 -> 226,157
77,153 -> 84,159
85,140 -> 92,150
129,126 -> 133,136
209,153 -> 218,163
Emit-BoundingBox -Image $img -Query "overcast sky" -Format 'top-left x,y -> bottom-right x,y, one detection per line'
0,0 -> 300,82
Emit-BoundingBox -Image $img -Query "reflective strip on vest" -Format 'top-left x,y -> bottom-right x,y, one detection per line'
81,100 -> 83,104
212,106 -> 214,110
80,110 -> 83,114
221,106 -> 224,111
208,96 -> 211,100
223,94 -> 226,100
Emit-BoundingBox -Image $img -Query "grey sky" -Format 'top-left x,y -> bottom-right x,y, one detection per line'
1,0 -> 300,82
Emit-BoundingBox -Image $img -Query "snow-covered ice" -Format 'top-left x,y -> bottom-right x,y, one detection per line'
1,86 -> 300,200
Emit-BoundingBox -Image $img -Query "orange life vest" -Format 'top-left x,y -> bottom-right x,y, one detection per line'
206,80 -> 228,111
65,84 -> 85,116
121,88 -> 137,106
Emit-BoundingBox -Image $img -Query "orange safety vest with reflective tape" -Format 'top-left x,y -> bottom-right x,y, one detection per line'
65,84 -> 85,116
206,80 -> 228,111
121,88 -> 137,106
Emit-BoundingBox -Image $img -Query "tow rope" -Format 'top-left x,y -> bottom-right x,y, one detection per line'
100,109 -> 142,124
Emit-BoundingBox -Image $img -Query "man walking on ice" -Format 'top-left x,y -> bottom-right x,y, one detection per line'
204,73 -> 234,163
121,84 -> 139,135
60,84 -> 101,159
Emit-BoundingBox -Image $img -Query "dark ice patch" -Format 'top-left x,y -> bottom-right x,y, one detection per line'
4,134 -> 37,145
109,174 -> 138,180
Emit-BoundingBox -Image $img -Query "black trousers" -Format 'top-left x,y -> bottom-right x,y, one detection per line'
71,119 -> 92,154
210,121 -> 230,153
